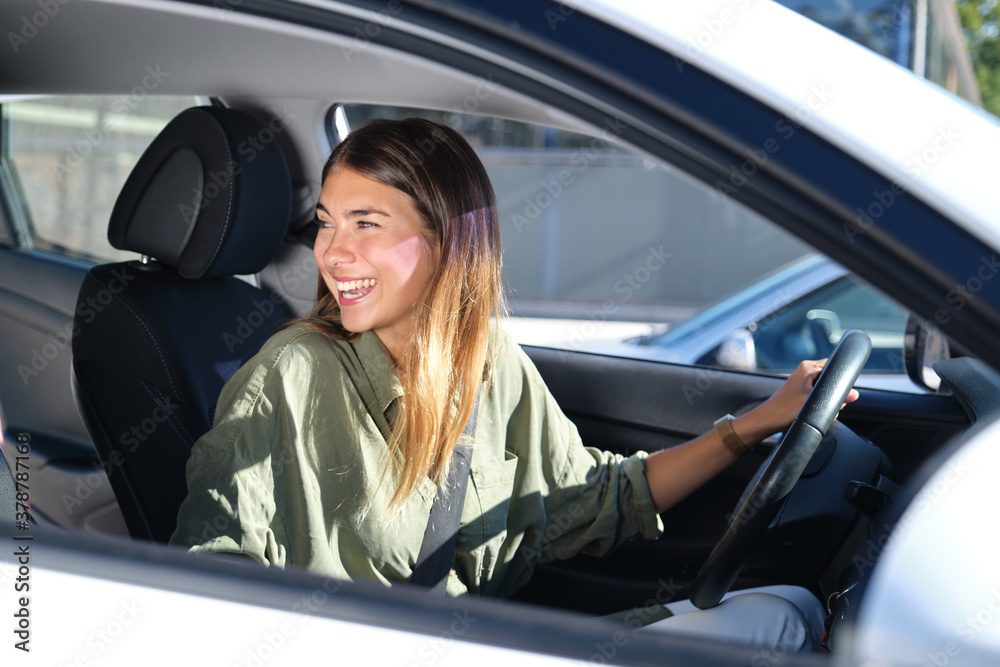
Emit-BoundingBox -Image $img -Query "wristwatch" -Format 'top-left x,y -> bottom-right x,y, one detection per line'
714,414 -> 751,457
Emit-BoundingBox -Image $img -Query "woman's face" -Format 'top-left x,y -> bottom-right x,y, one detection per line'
314,167 -> 438,360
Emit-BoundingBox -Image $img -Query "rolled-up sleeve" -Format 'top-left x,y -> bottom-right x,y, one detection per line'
492,336 -> 664,592
543,446 -> 663,560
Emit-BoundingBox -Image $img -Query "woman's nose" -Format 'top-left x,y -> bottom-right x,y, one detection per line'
319,229 -> 354,266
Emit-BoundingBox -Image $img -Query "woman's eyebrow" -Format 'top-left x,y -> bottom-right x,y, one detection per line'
314,203 -> 390,218
346,208 -> 390,218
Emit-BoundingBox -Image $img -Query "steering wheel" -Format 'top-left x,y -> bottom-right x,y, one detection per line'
689,329 -> 872,609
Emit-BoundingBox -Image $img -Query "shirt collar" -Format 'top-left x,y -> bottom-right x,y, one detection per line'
352,330 -> 403,414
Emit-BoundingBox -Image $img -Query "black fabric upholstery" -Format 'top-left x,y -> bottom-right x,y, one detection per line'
72,107 -> 292,542
108,106 -> 290,279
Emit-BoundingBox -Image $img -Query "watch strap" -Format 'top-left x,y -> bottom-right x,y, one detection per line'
714,413 -> 750,457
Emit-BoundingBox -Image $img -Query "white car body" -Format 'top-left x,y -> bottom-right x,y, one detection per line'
2,1 -> 999,665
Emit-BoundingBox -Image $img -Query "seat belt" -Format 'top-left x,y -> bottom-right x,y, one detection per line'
410,391 -> 480,592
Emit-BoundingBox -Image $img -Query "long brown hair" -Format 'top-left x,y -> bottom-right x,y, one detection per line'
292,118 -> 503,512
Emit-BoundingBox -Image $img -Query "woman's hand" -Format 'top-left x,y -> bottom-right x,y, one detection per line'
645,358 -> 860,513
732,359 -> 860,445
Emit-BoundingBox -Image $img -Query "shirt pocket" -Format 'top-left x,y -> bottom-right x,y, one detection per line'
461,450 -> 519,589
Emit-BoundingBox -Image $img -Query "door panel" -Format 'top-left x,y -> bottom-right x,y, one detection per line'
0,247 -> 90,443
0,247 -> 127,535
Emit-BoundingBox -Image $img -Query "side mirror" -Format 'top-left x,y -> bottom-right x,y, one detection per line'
903,314 -> 949,392
715,329 -> 757,371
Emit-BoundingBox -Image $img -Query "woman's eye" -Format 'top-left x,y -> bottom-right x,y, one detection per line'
314,218 -> 332,229
357,220 -> 377,229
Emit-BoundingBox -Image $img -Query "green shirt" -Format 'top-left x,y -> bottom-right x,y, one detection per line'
170,325 -> 663,597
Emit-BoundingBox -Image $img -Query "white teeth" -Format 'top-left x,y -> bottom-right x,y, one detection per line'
336,278 -> 377,292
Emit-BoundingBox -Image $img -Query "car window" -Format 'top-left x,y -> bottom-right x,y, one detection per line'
748,276 -> 910,372
2,95 -> 200,263
337,104 -> 926,393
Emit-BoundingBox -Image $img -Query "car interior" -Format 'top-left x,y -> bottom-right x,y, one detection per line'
1,0 -> 998,661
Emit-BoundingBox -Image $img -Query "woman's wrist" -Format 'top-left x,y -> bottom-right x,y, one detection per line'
731,409 -> 776,451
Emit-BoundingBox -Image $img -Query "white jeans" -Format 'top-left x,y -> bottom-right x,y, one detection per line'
642,585 -> 826,651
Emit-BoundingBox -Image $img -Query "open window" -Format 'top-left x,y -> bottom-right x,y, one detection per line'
335,104 -> 928,393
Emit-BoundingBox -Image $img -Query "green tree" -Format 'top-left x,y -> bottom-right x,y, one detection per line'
956,0 -> 1000,116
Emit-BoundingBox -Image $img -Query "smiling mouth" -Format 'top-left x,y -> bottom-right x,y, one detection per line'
336,278 -> 378,301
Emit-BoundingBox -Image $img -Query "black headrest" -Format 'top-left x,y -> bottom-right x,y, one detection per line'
108,106 -> 291,279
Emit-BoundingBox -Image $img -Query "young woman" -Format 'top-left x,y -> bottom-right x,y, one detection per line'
171,118 -> 855,649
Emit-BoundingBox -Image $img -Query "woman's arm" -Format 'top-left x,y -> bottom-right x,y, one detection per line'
643,359 -> 859,513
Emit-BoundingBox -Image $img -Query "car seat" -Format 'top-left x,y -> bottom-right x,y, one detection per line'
71,106 -> 292,542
